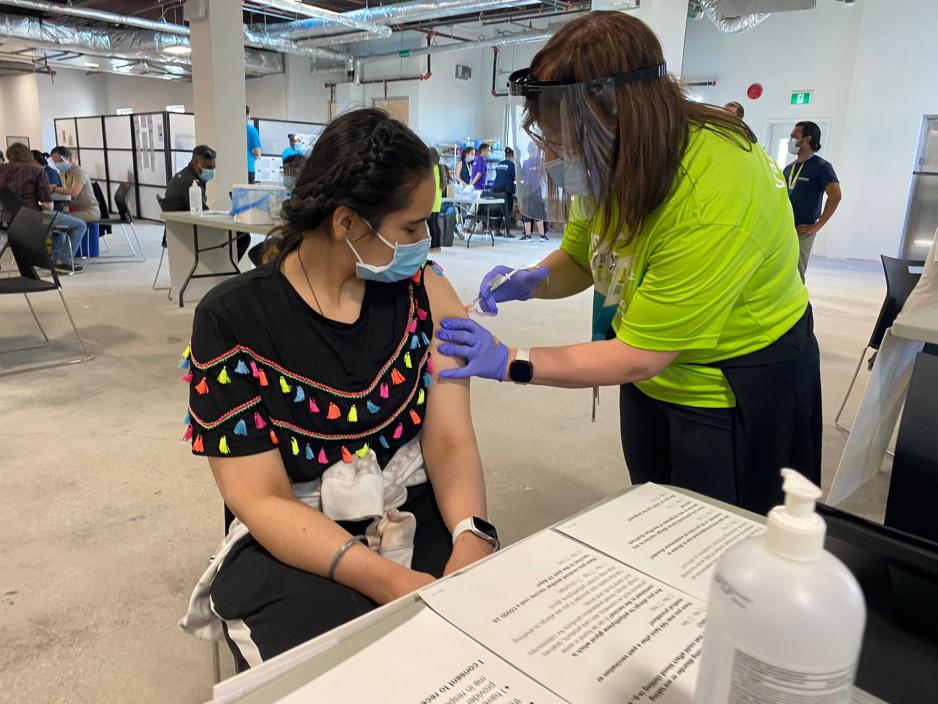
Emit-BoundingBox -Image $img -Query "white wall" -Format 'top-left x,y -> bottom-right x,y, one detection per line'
247,73 -> 287,120
0,74 -> 42,151
478,42 -> 546,144
104,74 -> 193,114
36,70 -> 107,151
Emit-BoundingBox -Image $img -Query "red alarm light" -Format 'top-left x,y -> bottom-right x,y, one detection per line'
747,83 -> 763,100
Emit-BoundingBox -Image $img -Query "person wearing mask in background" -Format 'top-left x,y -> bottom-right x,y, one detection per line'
470,143 -> 490,191
246,105 -> 262,184
456,146 -> 474,187
281,134 -> 304,162
1,142 -> 87,273
50,146 -> 101,225
490,147 -> 516,239
164,145 -> 251,262
32,149 -> 61,188
436,11 -> 821,515
783,121 -> 841,281
428,148 -> 445,253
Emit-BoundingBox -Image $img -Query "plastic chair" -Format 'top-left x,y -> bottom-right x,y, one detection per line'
884,351 -> 938,543
152,195 -> 172,298
834,255 -> 924,432
87,182 -> 145,262
0,208 -> 93,373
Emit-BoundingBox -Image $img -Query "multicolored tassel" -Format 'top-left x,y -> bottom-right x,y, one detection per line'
356,444 -> 369,458
366,400 -> 380,414
309,398 -> 320,414
269,429 -> 279,445
421,332 -> 431,346
217,366 -> 231,385
279,376 -> 291,394
291,437 -> 299,456
178,357 -> 190,370
410,409 -> 422,425
416,308 -> 428,321
294,386 -> 305,403
318,447 -> 328,464
417,388 -> 425,405
379,383 -> 389,399
392,423 -> 403,440
234,419 -> 248,436
379,435 -> 390,449
219,436 -> 230,455
182,425 -> 193,441
408,318 -> 418,334
253,412 -> 267,429
347,404 -> 358,423
426,356 -> 434,373
412,269 -> 423,285
250,361 -> 260,378
410,335 -> 420,350
404,352 -> 412,369
390,368 -> 405,385
327,402 -> 341,420
423,373 -> 433,388
181,371 -> 193,383
258,369 -> 269,387
341,446 -> 353,463
183,410 -> 191,425
194,377 -> 209,395
192,434 -> 204,453
430,261 -> 444,276
234,359 -> 250,375
305,443 -> 314,461
182,344 -> 191,359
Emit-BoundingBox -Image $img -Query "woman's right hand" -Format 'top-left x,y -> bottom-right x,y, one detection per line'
478,265 -> 549,315
380,566 -> 436,604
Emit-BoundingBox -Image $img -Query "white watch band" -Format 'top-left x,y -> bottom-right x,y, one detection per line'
451,517 -> 476,544
515,348 -> 530,363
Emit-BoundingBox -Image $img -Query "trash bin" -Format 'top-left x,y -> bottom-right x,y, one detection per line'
441,212 -> 456,247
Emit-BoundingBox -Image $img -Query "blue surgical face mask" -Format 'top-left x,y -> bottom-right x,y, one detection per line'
347,222 -> 430,283
198,168 -> 215,183
55,160 -> 70,173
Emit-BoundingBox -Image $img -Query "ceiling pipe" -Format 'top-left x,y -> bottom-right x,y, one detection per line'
263,0 -> 541,41
248,0 -> 391,37
696,0 -> 769,33
0,0 -> 351,64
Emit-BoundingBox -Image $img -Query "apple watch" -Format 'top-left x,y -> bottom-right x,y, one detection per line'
508,347 -> 534,384
452,516 -> 500,551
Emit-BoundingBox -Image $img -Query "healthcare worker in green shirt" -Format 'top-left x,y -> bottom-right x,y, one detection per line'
435,11 -> 821,515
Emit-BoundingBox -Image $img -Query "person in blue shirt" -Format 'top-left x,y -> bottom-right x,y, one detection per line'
246,105 -> 262,184
31,149 -> 61,188
490,147 -> 516,238
281,133 -> 304,161
783,121 -> 842,281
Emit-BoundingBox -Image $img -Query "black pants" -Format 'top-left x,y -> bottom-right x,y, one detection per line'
210,483 -> 451,670
247,171 -> 256,184
619,384 -> 738,505
428,214 -> 441,249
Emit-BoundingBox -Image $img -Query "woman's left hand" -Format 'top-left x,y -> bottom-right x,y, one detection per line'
436,318 -> 509,381
444,533 -> 496,576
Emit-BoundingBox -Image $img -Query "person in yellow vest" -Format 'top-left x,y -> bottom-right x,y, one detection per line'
428,148 -> 445,252
435,11 -> 821,514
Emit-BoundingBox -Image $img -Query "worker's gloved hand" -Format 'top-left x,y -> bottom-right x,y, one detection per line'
478,265 -> 548,315
436,318 -> 509,381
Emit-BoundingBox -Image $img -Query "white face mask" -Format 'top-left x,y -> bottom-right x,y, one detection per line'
788,137 -> 802,155
545,155 -> 591,196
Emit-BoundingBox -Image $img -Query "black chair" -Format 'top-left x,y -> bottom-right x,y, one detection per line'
152,195 -> 172,298
884,352 -> 938,543
834,255 -> 925,432
0,208 -> 93,372
87,181 -> 145,262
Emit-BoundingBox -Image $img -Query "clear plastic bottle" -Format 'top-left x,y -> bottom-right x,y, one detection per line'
694,469 -> 866,704
188,181 -> 202,215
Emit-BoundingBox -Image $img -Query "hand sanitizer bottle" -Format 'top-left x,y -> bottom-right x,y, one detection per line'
695,469 -> 866,704
188,181 -> 202,215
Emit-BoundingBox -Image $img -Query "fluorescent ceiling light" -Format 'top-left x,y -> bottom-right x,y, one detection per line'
913,239 -> 934,246
164,44 -> 192,56
85,62 -> 100,68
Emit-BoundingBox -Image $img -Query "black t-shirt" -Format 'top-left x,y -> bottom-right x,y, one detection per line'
164,164 -> 206,212
459,160 -> 471,183
782,155 -> 838,226
184,259 -> 435,482
491,159 -> 516,194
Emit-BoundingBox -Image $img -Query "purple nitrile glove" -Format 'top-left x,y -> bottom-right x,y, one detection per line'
436,318 -> 510,381
478,265 -> 549,315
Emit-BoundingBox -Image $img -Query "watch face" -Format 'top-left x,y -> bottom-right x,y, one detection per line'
472,517 -> 498,543
509,359 -> 534,384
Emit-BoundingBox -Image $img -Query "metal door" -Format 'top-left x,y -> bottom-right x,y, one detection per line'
901,116 -> 938,259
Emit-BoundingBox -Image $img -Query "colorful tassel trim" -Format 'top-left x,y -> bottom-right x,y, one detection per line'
234,359 -> 250,375
392,423 -> 403,440
305,443 -> 314,461
318,447 -> 328,464
250,361 -> 259,378
430,261 -> 444,276
194,377 -> 209,395
254,412 -> 267,429
347,404 -> 358,423
366,400 -> 380,414
269,429 -> 279,445
379,383 -> 389,399
379,435 -> 390,449
417,388 -> 425,405
390,368 -> 405,385
327,402 -> 341,420
279,376 -> 291,394
182,344 -> 191,359
291,437 -> 299,456
183,410 -> 191,425
356,444 -> 369,458
234,419 -> 248,436
192,434 -> 204,453
410,335 -> 420,351
219,436 -> 230,455
182,425 -> 193,441
423,373 -> 433,388
341,446 -> 353,463
421,332 -> 431,346
217,366 -> 231,385
410,409 -> 422,426
181,371 -> 193,383
426,356 -> 434,373
258,369 -> 269,387
179,357 -> 190,370
294,386 -> 305,403
416,308 -> 428,321
412,269 -> 423,285
404,352 -> 412,369
309,398 -> 320,414
408,319 -> 418,334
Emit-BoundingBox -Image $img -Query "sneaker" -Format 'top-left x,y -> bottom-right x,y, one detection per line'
55,261 -> 83,274
538,235 -> 549,242
520,235 -> 532,241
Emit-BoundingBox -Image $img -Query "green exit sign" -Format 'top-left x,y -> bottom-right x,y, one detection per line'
790,91 -> 812,105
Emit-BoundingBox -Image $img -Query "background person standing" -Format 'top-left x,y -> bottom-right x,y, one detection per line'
783,121 -> 841,281
470,143 -> 490,190
490,147 -> 516,238
246,105 -> 262,184
281,133 -> 303,161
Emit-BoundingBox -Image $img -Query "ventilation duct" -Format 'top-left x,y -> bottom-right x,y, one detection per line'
0,13 -> 284,76
695,0 -> 769,33
0,0 -> 350,64
248,0 -> 391,37
263,0 -> 541,41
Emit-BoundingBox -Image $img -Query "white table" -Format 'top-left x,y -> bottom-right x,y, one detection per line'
441,196 -> 506,248
163,211 -> 275,308
891,303 -> 938,345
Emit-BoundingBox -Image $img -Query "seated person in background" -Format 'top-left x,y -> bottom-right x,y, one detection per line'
0,142 -> 87,273
32,150 -> 62,188
281,133 -> 304,161
50,146 -> 101,224
180,108 -> 495,668
163,144 -> 250,261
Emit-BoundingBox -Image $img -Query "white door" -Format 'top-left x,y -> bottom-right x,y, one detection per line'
765,119 -> 832,169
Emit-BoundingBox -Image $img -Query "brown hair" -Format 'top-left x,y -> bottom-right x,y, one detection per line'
5,142 -> 31,163
528,11 -> 756,244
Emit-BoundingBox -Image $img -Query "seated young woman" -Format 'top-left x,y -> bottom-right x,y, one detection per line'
180,108 -> 497,669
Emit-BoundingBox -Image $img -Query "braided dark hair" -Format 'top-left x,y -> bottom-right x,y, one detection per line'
275,108 -> 433,254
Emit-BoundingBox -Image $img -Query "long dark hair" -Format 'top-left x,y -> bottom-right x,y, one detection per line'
275,109 -> 433,254
528,11 -> 757,244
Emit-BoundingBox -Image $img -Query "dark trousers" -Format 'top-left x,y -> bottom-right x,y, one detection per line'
210,483 -> 451,670
619,384 -> 738,506
428,214 -> 442,249
247,172 -> 256,184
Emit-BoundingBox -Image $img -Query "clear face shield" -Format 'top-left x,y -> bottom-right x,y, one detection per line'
507,63 -> 666,224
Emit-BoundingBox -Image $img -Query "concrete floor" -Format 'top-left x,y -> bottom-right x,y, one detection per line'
0,224 -> 889,703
